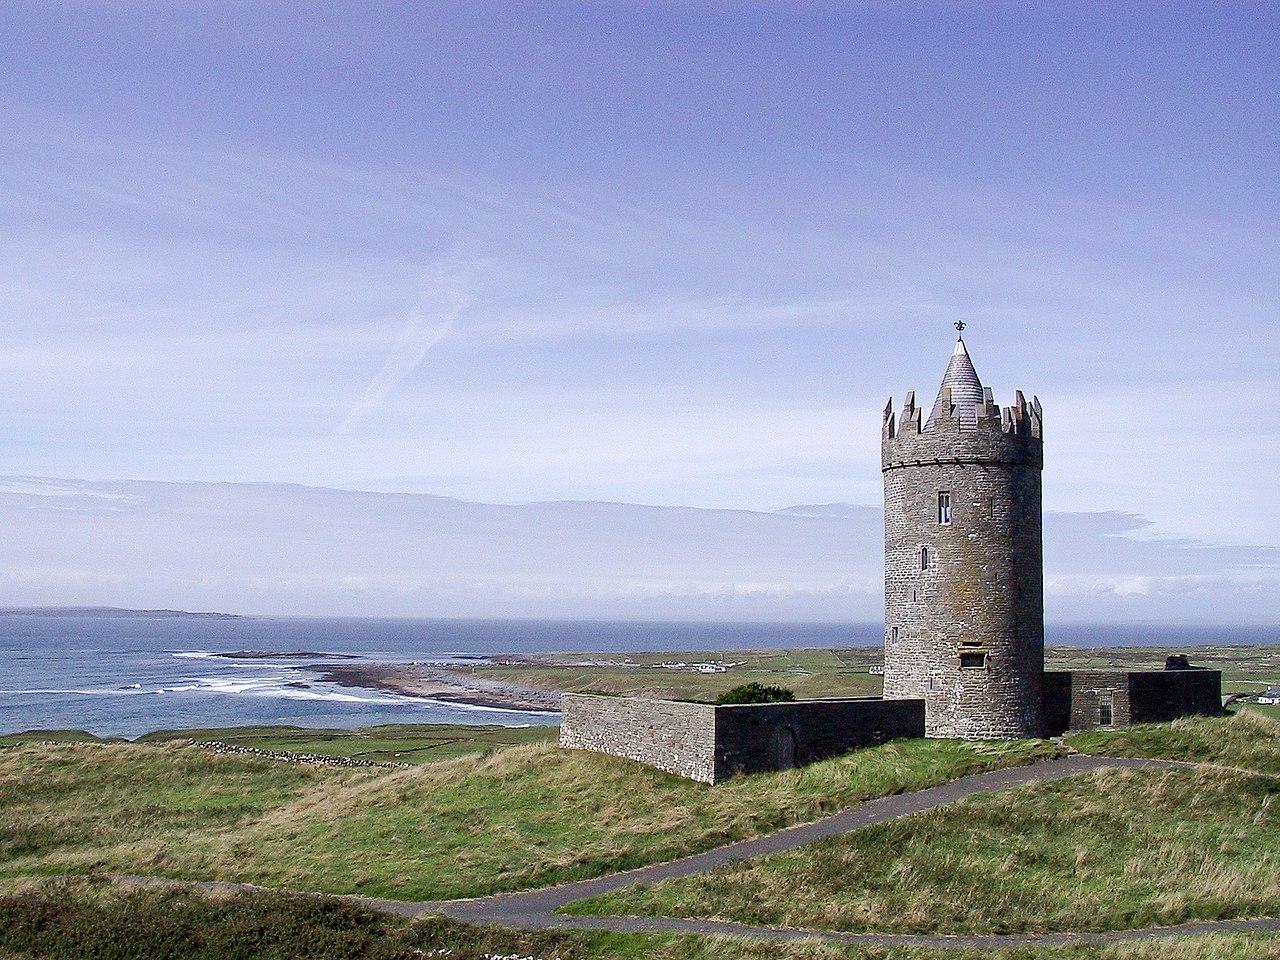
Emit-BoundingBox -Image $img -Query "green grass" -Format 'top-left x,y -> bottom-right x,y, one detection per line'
1067,710 -> 1280,774
565,765 -> 1280,936
3,880 -> 1280,960
135,723 -> 558,764
0,735 -> 1060,901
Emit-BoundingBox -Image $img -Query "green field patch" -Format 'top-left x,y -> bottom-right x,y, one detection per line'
473,646 -> 884,702
565,765 -> 1280,936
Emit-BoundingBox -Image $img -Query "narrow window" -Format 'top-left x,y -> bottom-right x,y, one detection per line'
960,652 -> 986,669
1098,693 -> 1114,727
938,491 -> 952,525
891,626 -> 899,643
920,546 -> 931,571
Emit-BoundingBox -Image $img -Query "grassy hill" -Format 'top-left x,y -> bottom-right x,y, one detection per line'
0,733 -> 1057,901
565,713 -> 1280,935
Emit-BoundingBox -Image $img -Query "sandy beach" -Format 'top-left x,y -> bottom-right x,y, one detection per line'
312,662 -> 561,713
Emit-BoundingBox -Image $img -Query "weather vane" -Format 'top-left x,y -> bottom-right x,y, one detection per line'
955,320 -> 966,334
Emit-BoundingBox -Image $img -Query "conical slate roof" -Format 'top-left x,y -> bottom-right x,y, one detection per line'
926,337 -> 985,429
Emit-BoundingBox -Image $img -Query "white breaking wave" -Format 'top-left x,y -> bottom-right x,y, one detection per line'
187,675 -> 408,704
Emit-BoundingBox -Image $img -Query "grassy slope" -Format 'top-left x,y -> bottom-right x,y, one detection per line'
566,765 -> 1280,935
1067,710 -> 1280,774
2,882 -> 1280,960
0,737 -> 1058,901
135,723 -> 558,764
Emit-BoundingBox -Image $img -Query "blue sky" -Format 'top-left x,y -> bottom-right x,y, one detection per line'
1,1 -> 1277,555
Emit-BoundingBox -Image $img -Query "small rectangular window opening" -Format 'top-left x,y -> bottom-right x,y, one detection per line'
1098,693 -> 1114,727
920,546 -> 931,571
960,652 -> 986,669
938,492 -> 952,525
891,626 -> 899,643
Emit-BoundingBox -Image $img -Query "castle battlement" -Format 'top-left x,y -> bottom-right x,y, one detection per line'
881,388 -> 1043,472
882,389 -> 1042,440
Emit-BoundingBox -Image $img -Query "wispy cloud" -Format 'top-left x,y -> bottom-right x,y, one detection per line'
340,264 -> 473,433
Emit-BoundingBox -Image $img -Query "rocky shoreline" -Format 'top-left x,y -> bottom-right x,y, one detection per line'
312,662 -> 561,713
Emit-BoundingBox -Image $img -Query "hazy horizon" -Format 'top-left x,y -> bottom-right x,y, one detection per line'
2,476 -> 1275,626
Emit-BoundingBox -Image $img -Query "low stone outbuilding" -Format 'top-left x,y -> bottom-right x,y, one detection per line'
559,693 -> 924,784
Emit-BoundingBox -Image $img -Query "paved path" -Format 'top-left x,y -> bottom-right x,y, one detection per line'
115,755 -> 1280,949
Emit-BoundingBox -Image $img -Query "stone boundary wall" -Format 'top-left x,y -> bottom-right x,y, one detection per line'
559,694 -> 717,783
560,694 -> 925,784
192,741 -> 410,769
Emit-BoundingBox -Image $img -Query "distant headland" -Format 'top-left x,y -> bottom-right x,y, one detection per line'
0,606 -> 242,620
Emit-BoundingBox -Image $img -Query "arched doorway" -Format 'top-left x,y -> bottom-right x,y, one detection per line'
771,725 -> 798,770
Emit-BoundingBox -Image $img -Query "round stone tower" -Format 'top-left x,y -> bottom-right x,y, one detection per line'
881,334 -> 1044,739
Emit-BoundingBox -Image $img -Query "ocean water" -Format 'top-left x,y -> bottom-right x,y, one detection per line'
0,614 -> 1272,738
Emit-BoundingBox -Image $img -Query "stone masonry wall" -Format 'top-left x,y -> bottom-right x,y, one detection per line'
1042,671 -> 1132,735
1128,670 -> 1223,724
714,698 -> 924,780
559,693 -> 717,783
882,395 -> 1045,739
560,694 -> 926,783
1042,669 -> 1222,735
